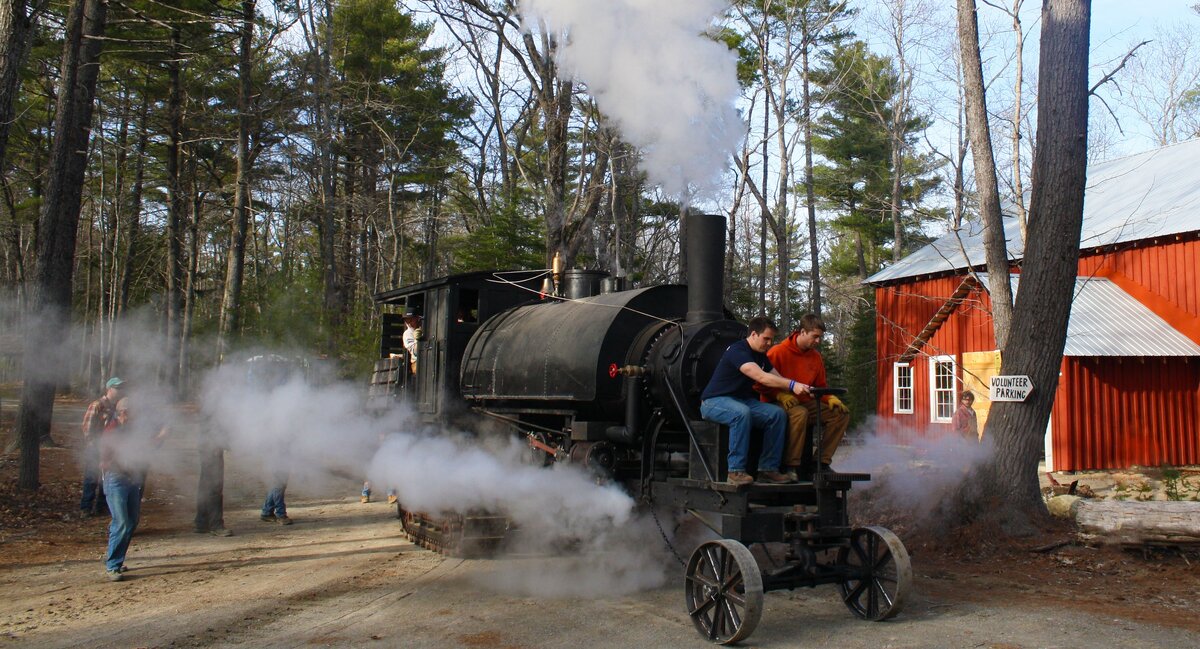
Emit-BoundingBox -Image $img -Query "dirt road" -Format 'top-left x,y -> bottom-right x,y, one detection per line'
1,488 -> 1198,649
2,397 -> 1199,648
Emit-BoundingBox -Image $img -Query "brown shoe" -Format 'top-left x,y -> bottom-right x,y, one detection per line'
758,471 -> 794,484
726,471 -> 754,486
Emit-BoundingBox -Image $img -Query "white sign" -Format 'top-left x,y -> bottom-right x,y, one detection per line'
989,375 -> 1033,402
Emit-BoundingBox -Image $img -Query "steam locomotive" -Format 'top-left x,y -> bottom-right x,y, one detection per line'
371,213 -> 910,644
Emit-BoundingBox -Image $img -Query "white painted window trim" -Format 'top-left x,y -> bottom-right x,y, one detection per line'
893,362 -> 913,414
929,355 -> 956,423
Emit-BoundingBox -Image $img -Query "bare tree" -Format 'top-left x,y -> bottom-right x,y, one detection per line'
1119,23 -> 1200,145
957,0 -> 1014,349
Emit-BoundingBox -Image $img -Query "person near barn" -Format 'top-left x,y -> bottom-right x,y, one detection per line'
700,316 -> 811,486
953,390 -> 980,442
760,314 -> 850,479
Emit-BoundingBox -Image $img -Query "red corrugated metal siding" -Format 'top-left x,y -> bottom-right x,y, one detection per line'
1053,357 -> 1200,470
874,276 -> 997,438
1078,236 -> 1200,343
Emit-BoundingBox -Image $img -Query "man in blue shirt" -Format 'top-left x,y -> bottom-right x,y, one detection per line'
700,316 -> 814,486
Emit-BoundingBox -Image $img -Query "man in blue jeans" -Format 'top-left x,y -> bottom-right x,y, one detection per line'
98,389 -> 141,581
700,316 -> 814,486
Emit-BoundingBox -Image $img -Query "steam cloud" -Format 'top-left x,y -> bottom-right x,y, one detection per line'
3,295 -> 668,597
520,0 -> 746,201
837,417 -> 995,529
205,372 -> 670,596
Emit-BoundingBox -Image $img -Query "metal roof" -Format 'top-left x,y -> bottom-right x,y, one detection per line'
977,274 -> 1200,357
867,138 -> 1200,284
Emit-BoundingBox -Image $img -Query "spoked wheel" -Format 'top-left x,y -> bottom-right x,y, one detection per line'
837,526 -> 912,620
684,539 -> 763,645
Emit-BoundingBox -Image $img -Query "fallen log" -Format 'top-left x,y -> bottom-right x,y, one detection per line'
1068,499 -> 1200,546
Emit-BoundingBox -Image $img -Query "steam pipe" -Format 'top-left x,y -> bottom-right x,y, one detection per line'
685,213 -> 727,325
606,374 -> 642,445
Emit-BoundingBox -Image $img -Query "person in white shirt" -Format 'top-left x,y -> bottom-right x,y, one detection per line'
401,309 -> 422,371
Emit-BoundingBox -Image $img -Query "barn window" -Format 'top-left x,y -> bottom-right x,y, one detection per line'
929,355 -> 956,423
893,363 -> 913,414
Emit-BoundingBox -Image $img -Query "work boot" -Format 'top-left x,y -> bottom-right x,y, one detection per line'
209,527 -> 233,537
360,489 -> 370,504
726,471 -> 753,486
758,471 -> 795,484
277,516 -> 293,526
387,494 -> 398,505
260,514 -> 276,522
105,569 -> 124,582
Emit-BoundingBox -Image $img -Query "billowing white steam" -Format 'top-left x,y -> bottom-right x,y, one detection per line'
5,289 -> 670,597
520,0 -> 746,200
201,366 -> 669,596
838,417 -> 995,526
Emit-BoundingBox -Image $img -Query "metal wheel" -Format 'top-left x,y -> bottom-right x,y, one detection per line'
837,526 -> 912,620
685,539 -> 763,645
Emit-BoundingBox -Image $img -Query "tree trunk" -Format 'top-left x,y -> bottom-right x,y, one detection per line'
802,45 -> 821,316
217,0 -> 256,363
957,0 -> 1015,350
181,180 -> 201,393
165,27 -> 185,393
15,0 -> 107,490
1010,1 -> 1028,248
0,0 -> 44,169
890,134 -> 904,262
0,0 -> 42,292
759,81 -> 768,315
117,88 -> 149,335
315,0 -> 340,352
981,0 -> 1091,525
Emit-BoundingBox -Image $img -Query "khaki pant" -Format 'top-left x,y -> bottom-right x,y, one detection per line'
782,399 -> 848,467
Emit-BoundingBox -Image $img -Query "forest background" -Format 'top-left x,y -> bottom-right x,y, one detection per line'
1,0 -> 1198,422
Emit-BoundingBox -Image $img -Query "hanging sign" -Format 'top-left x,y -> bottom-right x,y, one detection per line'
989,375 -> 1033,402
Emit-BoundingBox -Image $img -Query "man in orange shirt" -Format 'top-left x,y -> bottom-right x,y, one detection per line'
761,314 -> 849,478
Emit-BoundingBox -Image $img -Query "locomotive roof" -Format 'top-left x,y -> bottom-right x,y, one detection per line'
866,138 -> 1200,285
373,269 -> 545,305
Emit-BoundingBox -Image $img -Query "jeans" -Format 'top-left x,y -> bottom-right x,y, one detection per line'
262,473 -> 288,518
103,471 -> 141,571
80,443 -> 107,513
700,396 -> 786,473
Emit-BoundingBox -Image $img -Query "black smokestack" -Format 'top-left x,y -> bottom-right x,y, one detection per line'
685,213 -> 726,325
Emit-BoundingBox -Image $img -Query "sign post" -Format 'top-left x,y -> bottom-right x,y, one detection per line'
989,375 -> 1033,402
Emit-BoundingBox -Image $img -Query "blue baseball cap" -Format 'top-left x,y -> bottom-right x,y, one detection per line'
105,377 -> 125,390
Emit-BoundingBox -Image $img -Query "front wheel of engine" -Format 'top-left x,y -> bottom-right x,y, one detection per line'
684,539 -> 763,644
837,525 -> 912,620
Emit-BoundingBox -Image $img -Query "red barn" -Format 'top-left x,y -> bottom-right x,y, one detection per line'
866,140 -> 1200,471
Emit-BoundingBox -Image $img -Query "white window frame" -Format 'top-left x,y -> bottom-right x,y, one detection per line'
929,355 -> 956,423
893,362 -> 914,414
